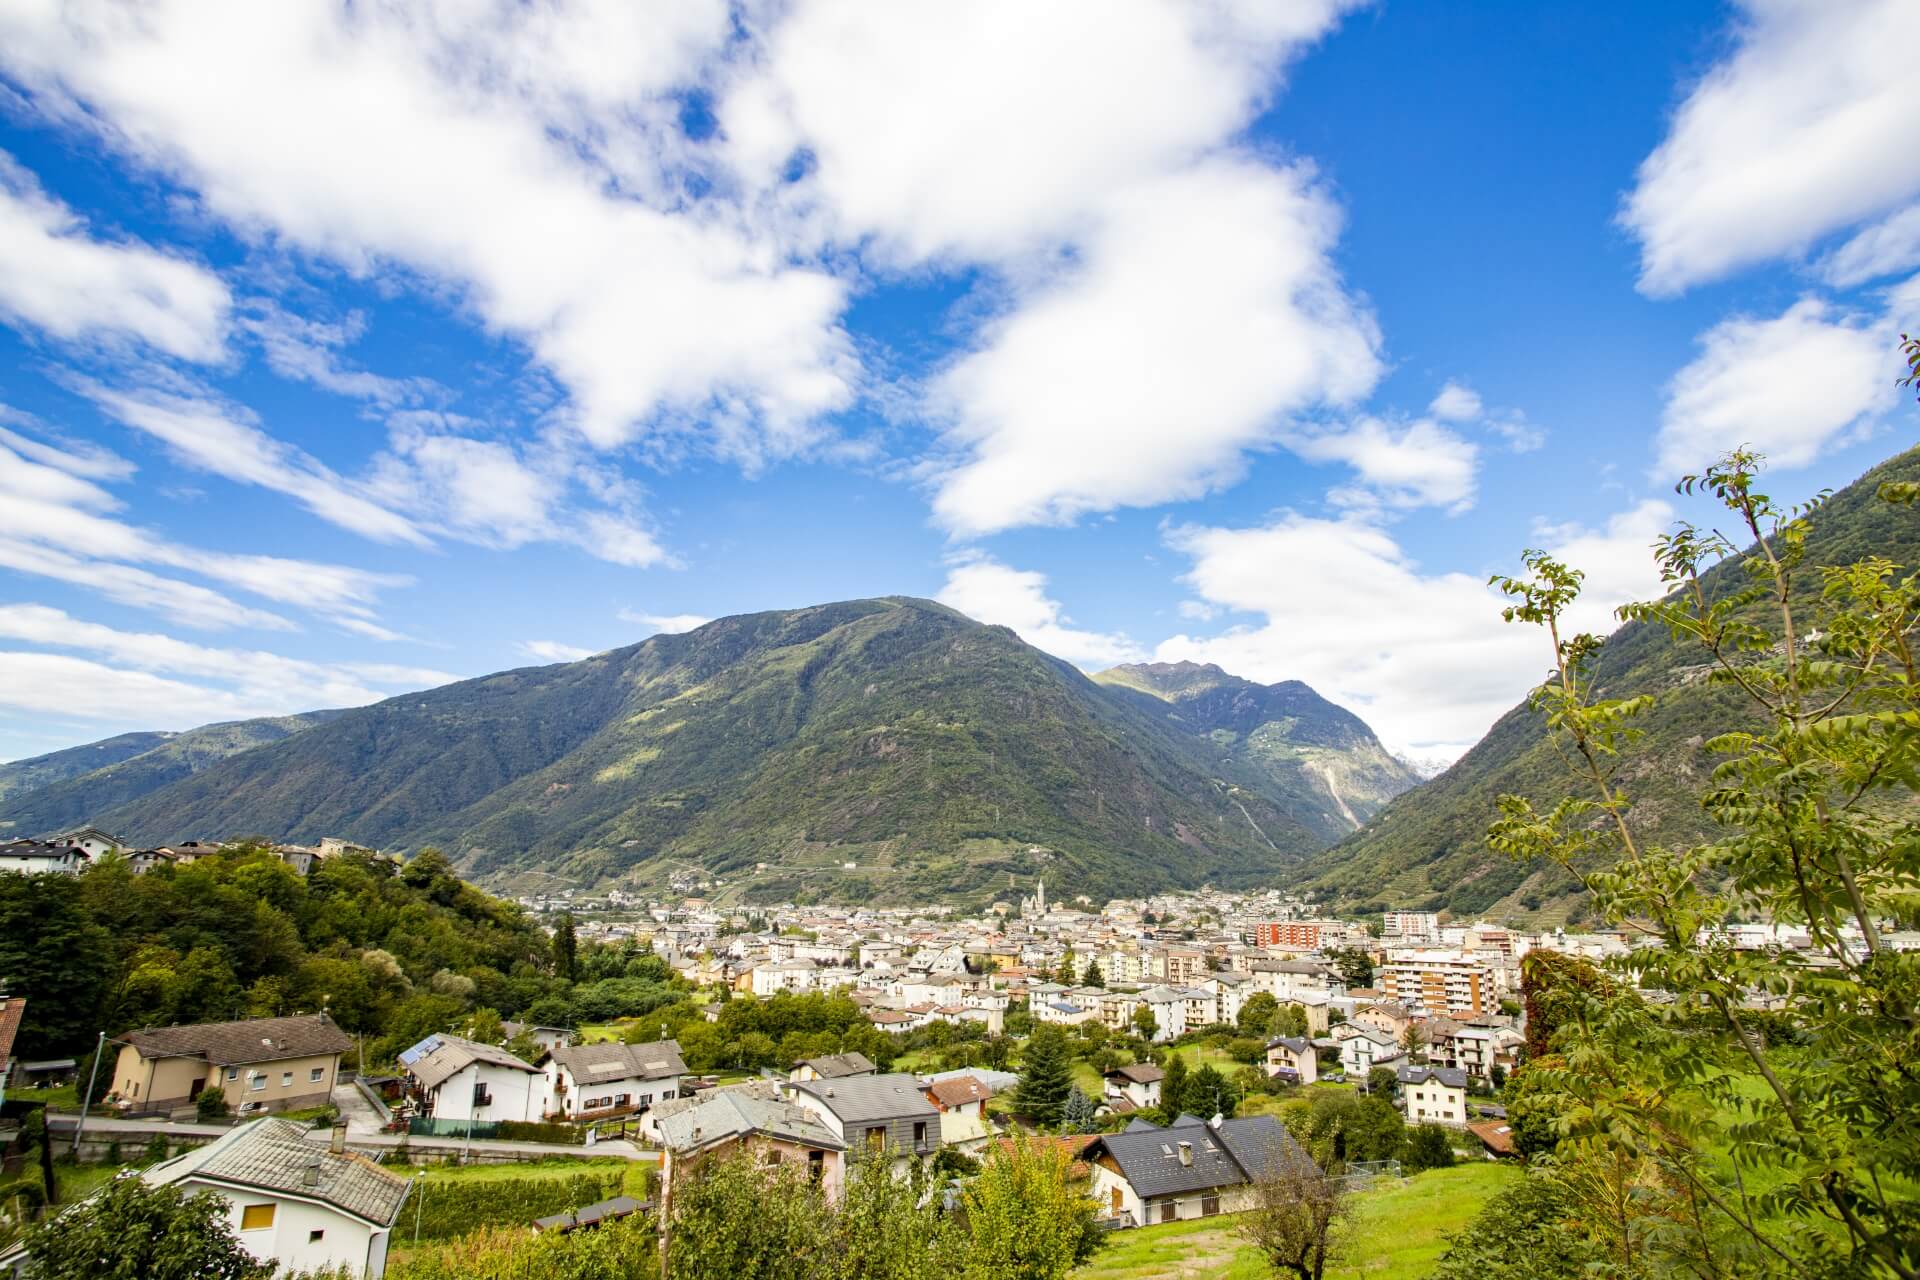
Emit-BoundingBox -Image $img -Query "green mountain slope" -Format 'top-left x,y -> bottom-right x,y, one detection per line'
1297,446 -> 1920,923
0,731 -> 174,806
50,598 -> 1387,904
0,711 -> 342,837
1092,661 -> 1421,843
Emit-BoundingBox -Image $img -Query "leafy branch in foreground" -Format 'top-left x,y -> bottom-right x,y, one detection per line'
1487,446 -> 1920,1278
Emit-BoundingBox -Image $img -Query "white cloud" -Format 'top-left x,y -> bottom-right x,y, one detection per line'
240,303 -> 436,407
1658,295 -> 1900,474
0,419 -> 405,632
1820,204 -> 1920,289
1157,500 -> 1673,757
0,651 -> 266,724
617,608 -> 712,636
936,554 -> 1145,669
1286,416 -> 1479,514
0,151 -> 228,358
0,0 -> 853,456
1427,382 -> 1482,422
0,603 -> 455,722
521,639 -> 597,663
1623,0 -> 1920,294
928,158 -> 1381,535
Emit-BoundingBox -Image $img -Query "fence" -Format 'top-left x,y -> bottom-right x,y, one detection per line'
1332,1158 -> 1403,1190
408,1116 -> 502,1140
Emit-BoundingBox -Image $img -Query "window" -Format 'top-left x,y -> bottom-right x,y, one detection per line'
866,1126 -> 886,1150
764,1149 -> 783,1166
250,1073 -> 267,1092
913,1121 -> 927,1147
1159,1200 -> 1177,1224
240,1204 -> 276,1231
308,1229 -> 325,1244
310,1067 -> 325,1083
808,1150 -> 825,1182
1201,1195 -> 1220,1217
281,1072 -> 293,1088
226,1068 -> 239,1081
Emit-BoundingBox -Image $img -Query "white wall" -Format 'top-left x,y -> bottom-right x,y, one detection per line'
430,1061 -> 539,1124
195,1179 -> 389,1278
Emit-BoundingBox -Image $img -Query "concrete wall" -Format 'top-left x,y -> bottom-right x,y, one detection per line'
189,1175 -> 390,1278
428,1061 -> 539,1124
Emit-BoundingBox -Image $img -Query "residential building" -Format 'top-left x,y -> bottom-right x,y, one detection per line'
790,1052 -> 876,1082
655,1080 -> 848,1203
112,1013 -> 350,1117
0,995 -> 21,1103
1102,1062 -> 1165,1113
1263,1036 -> 1318,1085
0,839 -> 86,876
1397,1065 -> 1470,1127
1381,911 -> 1440,942
1333,1024 -> 1403,1077
1249,920 -> 1349,950
1085,1114 -> 1315,1226
784,1072 -> 941,1172
1379,950 -> 1490,1017
48,826 -> 125,860
502,1022 -> 575,1054
541,1039 -> 684,1121
1247,959 -> 1340,1002
921,1074 -> 994,1151
143,1119 -> 408,1277
1352,1001 -> 1415,1042
400,1034 -> 541,1125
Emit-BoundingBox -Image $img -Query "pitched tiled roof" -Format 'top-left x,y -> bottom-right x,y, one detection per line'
148,1118 -> 409,1227
1105,1062 -> 1165,1084
545,1039 -> 685,1084
1087,1115 -> 1314,1198
925,1075 -> 991,1108
788,1072 -> 938,1123
1397,1064 -> 1469,1089
0,997 -> 24,1080
406,1034 -> 539,1090
653,1080 -> 846,1154
795,1052 -> 875,1078
122,1013 -> 351,1067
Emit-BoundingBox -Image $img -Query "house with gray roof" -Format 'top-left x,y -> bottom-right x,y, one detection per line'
655,1080 -> 849,1201
1396,1064 -> 1470,1126
790,1051 -> 876,1082
1083,1114 -> 1315,1227
92,1118 -> 405,1277
539,1038 -> 684,1122
111,1013 -> 351,1118
783,1071 -> 941,1173
401,1033 -> 541,1124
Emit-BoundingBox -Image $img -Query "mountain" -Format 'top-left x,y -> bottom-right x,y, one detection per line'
4,598 -> 1409,905
1091,661 -> 1421,842
1296,446 -> 1920,924
0,711 -> 343,836
0,731 -> 176,804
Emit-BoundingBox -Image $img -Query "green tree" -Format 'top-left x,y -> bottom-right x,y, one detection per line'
1402,1123 -> 1455,1173
1053,951 -> 1075,985
0,873 -> 112,1056
1486,446 -> 1920,1277
1184,1063 -> 1239,1121
1237,992 -> 1279,1036
1364,1066 -> 1398,1098
24,1176 -> 266,1280
552,913 -> 579,983
1081,958 -> 1104,988
665,1148 -> 830,1280
194,1086 -> 232,1121
1323,947 -> 1372,990
1427,1172 -> 1606,1280
828,1146 -> 955,1280
1129,1005 -> 1157,1041
1271,1003 -> 1309,1039
1060,1086 -> 1098,1135
1158,1052 -> 1189,1123
1236,1156 -> 1349,1280
958,1132 -> 1101,1280
1013,1027 -> 1073,1128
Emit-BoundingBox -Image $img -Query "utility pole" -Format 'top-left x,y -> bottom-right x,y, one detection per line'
71,1030 -> 106,1158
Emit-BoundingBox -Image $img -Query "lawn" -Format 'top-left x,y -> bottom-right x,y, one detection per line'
1071,1161 -> 1518,1280
418,1156 -> 637,1186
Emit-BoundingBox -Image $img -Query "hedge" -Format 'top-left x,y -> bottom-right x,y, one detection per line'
408,1171 -> 624,1241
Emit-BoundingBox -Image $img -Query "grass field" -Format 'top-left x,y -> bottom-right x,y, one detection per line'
418,1156 -> 639,1186
1071,1161 -> 1518,1280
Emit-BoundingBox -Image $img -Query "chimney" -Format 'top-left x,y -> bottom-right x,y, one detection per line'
329,1123 -> 347,1155
1177,1141 -> 1192,1167
302,1158 -> 322,1187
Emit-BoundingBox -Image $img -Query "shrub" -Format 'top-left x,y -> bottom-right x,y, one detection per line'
410,1170 -> 623,1241
387,1216 -> 657,1280
1402,1123 -> 1455,1173
196,1089 -> 232,1121
496,1120 -> 587,1145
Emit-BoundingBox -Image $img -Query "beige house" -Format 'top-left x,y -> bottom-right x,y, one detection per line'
654,1080 -> 849,1203
112,1013 -> 351,1117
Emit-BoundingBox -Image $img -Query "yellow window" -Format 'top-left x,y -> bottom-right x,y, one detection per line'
240,1203 -> 276,1231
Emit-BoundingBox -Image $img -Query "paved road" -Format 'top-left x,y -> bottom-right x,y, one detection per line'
47,1112 -> 658,1163
331,1081 -> 385,1136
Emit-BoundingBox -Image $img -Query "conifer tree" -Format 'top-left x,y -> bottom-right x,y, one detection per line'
1014,1026 -> 1074,1128
1159,1052 -> 1189,1123
1082,958 -> 1104,988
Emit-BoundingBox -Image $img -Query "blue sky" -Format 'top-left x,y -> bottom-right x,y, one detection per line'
0,0 -> 1915,766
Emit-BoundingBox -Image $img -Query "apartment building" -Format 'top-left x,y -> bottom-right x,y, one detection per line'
1378,950 -> 1489,1017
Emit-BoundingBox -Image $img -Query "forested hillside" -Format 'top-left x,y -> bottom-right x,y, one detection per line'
10,599 -> 1406,904
1297,445 -> 1920,921
0,711 -> 341,835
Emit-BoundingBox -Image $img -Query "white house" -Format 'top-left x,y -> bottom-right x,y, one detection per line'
1334,1024 -> 1404,1077
1101,1062 -> 1165,1112
147,1119 -> 408,1277
541,1039 -> 685,1122
1084,1115 -> 1313,1227
1263,1036 -> 1318,1085
400,1034 -> 541,1125
921,1074 -> 995,1151
48,827 -> 125,860
1397,1064 -> 1470,1127
1034,997 -> 1096,1026
0,840 -> 87,876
